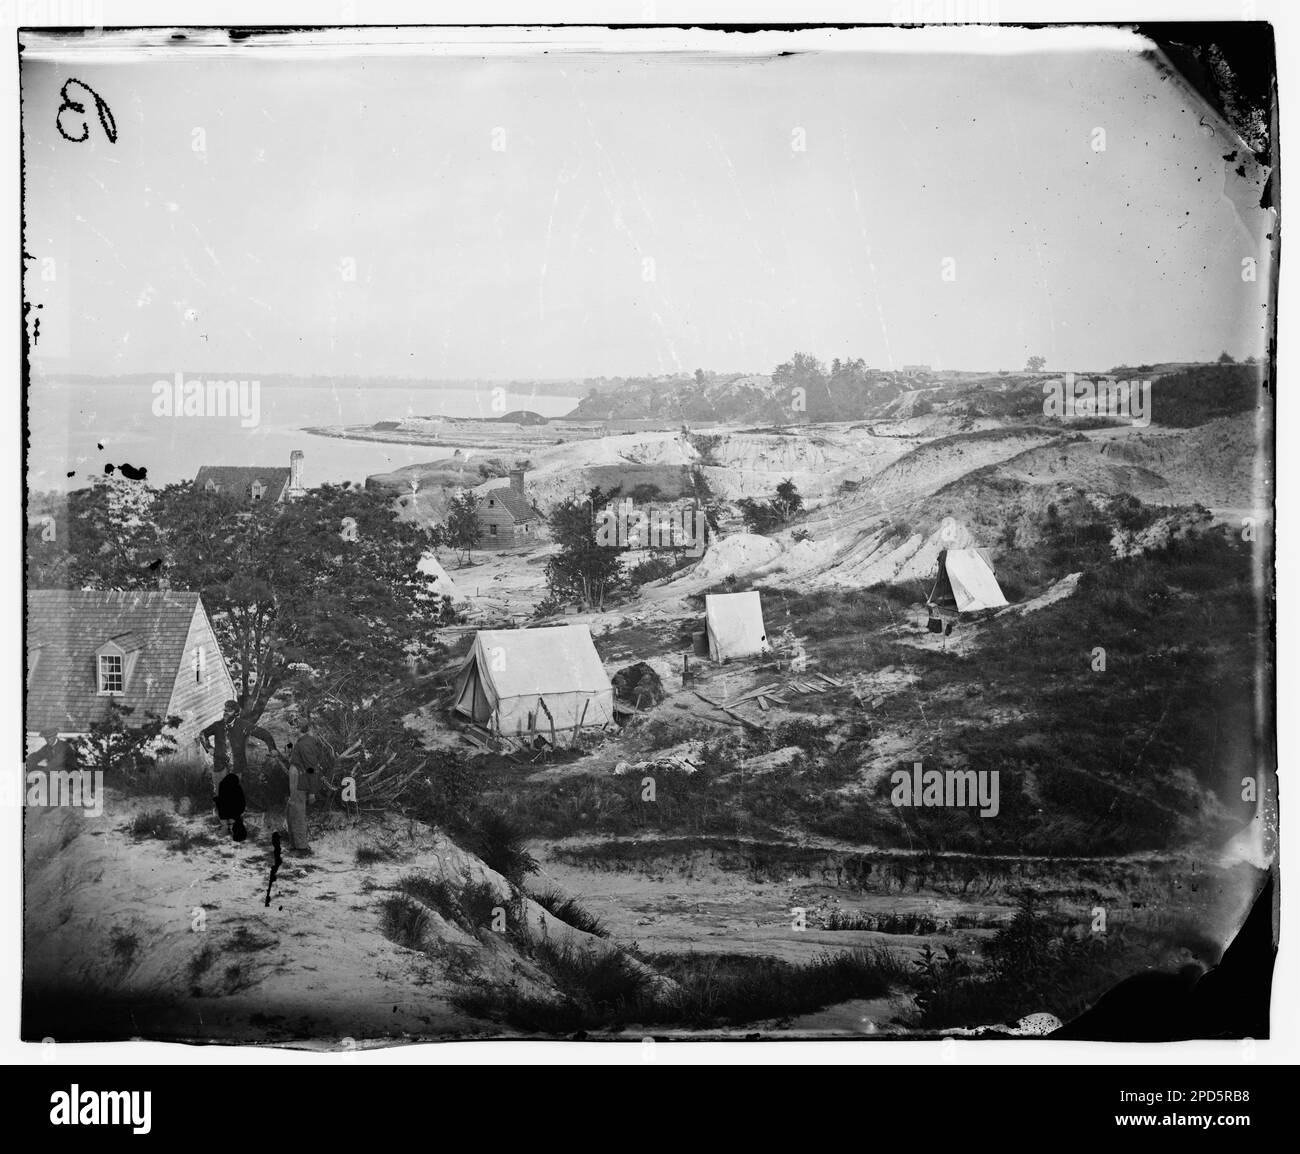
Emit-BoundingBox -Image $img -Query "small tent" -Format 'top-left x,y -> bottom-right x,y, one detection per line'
417,551 -> 460,601
704,591 -> 770,663
927,548 -> 1008,615
451,624 -> 614,736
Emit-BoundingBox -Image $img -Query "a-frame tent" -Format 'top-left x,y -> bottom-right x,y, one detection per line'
927,548 -> 1009,615
451,624 -> 614,736
704,591 -> 770,663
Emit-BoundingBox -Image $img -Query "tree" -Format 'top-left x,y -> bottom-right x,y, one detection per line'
738,479 -> 803,536
1025,355 -> 1047,372
72,702 -> 180,775
1217,351 -> 1236,364
545,486 -> 625,610
42,475 -> 166,591
438,489 -> 482,567
772,478 -> 804,521
737,497 -> 781,535
155,481 -> 439,721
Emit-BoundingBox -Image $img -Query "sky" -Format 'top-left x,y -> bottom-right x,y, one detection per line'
22,31 -> 1273,380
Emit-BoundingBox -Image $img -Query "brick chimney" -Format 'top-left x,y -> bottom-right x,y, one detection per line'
509,468 -> 525,495
289,449 -> 305,496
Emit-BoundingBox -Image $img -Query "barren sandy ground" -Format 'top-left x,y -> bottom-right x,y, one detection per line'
22,796 -> 620,1046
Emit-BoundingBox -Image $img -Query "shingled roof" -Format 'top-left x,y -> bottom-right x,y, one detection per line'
484,486 -> 541,522
193,465 -> 290,502
26,590 -> 204,734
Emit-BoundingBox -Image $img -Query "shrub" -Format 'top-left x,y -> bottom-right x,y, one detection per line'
628,554 -> 680,586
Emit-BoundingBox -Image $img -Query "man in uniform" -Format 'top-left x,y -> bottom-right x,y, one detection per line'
200,700 -> 278,817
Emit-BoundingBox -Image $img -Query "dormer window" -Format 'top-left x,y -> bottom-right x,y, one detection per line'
250,480 -> 265,502
205,479 -> 219,493
98,653 -> 124,695
95,633 -> 142,696
489,498 -> 496,507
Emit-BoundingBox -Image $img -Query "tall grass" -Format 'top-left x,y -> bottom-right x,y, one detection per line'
378,895 -> 430,950
529,887 -> 609,938
454,945 -> 909,1034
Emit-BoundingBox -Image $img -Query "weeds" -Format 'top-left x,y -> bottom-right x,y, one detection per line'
127,810 -> 177,841
108,926 -> 139,969
530,887 -> 609,938
455,944 -> 908,1034
378,895 -> 430,950
355,844 -> 399,866
469,812 -> 538,884
188,943 -> 216,987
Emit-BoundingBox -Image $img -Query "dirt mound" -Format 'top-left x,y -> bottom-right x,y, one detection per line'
850,427 -> 1065,510
693,533 -> 783,580
22,795 -> 639,1044
612,661 -> 666,709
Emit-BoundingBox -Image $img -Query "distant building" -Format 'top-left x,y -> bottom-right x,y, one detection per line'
902,364 -> 932,376
477,469 -> 544,549
26,590 -> 236,754
193,450 -> 306,503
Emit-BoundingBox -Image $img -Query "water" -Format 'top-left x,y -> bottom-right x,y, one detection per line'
26,381 -> 579,492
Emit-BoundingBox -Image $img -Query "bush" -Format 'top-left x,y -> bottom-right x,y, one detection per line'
628,554 -> 681,586
114,757 -> 214,810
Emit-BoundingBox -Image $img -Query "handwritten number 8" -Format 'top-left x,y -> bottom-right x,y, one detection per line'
56,78 -> 117,144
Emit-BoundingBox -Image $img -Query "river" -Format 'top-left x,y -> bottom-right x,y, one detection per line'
26,380 -> 579,492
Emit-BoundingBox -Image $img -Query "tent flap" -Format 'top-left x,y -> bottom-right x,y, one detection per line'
705,592 -> 770,662
929,548 -> 1008,613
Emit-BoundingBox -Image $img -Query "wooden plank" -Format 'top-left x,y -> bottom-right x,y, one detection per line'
571,699 -> 590,747
721,682 -> 784,708
691,690 -> 766,731
756,696 -> 769,712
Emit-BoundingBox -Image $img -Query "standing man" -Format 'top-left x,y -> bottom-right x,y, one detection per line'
284,710 -> 332,856
200,700 -> 278,817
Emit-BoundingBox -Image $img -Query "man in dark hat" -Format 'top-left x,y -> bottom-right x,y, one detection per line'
200,700 -> 277,818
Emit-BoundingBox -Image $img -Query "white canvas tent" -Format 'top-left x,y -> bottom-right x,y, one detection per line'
705,591 -> 770,663
417,551 -> 461,601
927,548 -> 1008,615
451,624 -> 614,736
